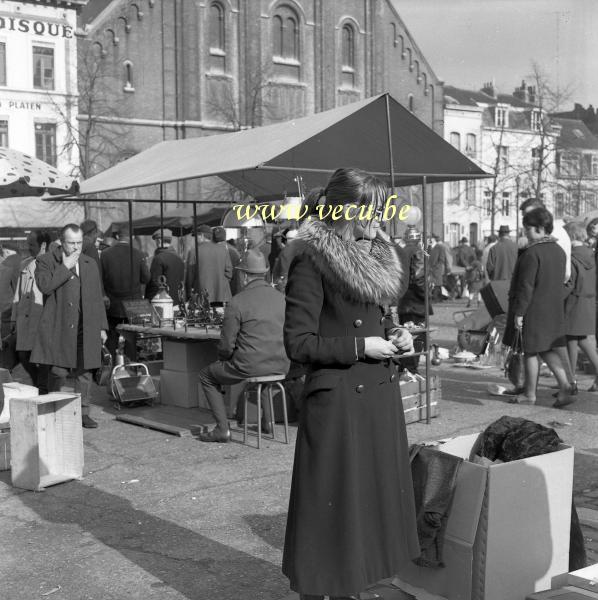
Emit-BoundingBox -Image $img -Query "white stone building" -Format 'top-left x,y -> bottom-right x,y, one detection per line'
0,0 -> 88,228
443,82 -> 558,246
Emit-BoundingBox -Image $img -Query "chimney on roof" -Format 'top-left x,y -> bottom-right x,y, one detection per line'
481,80 -> 496,98
527,86 -> 536,104
513,80 -> 529,102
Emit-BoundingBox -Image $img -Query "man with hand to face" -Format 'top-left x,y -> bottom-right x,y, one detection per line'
32,224 -> 109,428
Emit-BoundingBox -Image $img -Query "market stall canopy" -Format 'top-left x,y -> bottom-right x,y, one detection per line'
0,147 -> 79,198
79,93 -> 491,201
103,208 -> 226,237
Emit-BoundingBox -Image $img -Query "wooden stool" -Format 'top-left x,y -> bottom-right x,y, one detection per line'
243,375 -> 289,448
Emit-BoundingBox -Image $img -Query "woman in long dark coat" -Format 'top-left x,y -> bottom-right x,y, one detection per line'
282,168 -> 420,599
563,221 -> 598,391
503,207 -> 574,407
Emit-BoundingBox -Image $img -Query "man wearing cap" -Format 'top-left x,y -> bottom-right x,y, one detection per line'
101,225 -> 151,355
198,249 -> 290,442
487,225 -> 518,281
145,229 -> 185,303
186,224 -> 232,304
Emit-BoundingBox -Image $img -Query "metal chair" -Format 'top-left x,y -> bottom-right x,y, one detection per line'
243,375 -> 289,448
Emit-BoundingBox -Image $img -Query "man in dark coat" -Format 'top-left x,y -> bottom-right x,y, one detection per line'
272,229 -> 304,291
198,249 -> 290,442
186,224 -> 232,305
428,234 -> 452,301
31,224 -> 108,428
145,228 -> 185,303
487,225 -> 518,281
101,225 -> 151,355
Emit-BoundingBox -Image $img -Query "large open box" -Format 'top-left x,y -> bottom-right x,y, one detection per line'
398,432 -> 573,600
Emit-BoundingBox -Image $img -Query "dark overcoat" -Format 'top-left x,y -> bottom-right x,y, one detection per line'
503,238 -> 566,353
31,247 -> 108,370
186,241 -> 232,303
565,244 -> 596,337
487,237 -> 518,281
282,221 -> 419,597
145,247 -> 185,302
428,242 -> 452,286
101,242 -> 151,319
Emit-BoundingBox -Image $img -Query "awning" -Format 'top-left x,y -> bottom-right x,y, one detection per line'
79,93 -> 491,201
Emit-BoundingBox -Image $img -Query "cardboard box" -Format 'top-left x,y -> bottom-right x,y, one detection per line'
400,376 -> 440,424
398,432 -> 573,600
568,564 -> 598,593
162,338 -> 218,372
527,587 -> 598,599
0,382 -> 39,426
10,393 -> 83,491
159,369 -> 200,408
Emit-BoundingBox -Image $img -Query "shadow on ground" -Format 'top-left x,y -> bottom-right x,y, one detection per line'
13,477 -> 287,600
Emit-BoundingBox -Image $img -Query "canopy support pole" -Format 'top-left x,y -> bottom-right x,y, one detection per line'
192,201 -> 199,298
160,184 -> 164,244
421,176 -> 431,424
128,199 -> 134,301
385,93 -> 397,238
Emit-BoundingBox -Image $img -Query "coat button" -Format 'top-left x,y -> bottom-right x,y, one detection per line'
68,302 -> 73,307
380,317 -> 386,324
356,384 -> 364,393
390,373 -> 396,382
353,319 -> 363,328
69,324 -> 74,328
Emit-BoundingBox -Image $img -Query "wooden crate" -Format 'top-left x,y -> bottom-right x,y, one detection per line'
401,376 -> 440,424
0,429 -> 9,471
10,393 -> 83,491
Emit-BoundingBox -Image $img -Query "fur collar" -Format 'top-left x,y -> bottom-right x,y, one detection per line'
296,220 -> 406,305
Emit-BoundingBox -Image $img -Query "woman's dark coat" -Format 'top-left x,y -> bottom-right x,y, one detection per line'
282,221 -> 419,597
565,244 -> 596,337
504,238 -> 566,353
31,246 -> 109,370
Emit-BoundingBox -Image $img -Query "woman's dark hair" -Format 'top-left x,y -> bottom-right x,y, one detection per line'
316,168 -> 387,223
522,206 -> 553,234
586,217 -> 598,237
32,229 -> 52,250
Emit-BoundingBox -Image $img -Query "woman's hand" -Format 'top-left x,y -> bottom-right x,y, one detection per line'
515,315 -> 523,329
364,337 -> 400,360
389,328 -> 415,353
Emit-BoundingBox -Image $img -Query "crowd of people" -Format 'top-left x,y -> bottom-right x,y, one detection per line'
1,169 -> 597,599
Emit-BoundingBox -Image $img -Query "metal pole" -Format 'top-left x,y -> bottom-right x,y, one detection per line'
193,201 -> 199,296
515,177 -> 520,240
422,176 -> 431,424
128,199 -> 134,299
384,93 -> 397,238
160,184 -> 164,243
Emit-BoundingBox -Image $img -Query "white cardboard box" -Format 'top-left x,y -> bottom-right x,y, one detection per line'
568,564 -> 598,593
398,432 -> 574,600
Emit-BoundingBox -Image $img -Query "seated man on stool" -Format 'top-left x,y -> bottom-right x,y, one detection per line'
198,249 -> 290,443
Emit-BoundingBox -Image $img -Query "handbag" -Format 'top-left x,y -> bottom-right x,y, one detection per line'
504,327 -> 525,388
94,345 -> 113,386
0,331 -> 18,371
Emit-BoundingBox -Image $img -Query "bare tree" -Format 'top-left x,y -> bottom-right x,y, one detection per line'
47,39 -> 134,219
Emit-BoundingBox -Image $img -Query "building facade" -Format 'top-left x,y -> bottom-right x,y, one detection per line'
78,0 -> 444,230
551,117 -> 598,220
0,0 -> 88,229
442,82 -> 559,246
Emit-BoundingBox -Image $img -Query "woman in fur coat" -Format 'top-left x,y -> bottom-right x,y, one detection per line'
282,168 -> 420,599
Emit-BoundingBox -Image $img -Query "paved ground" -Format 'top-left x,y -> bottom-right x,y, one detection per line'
0,297 -> 597,599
